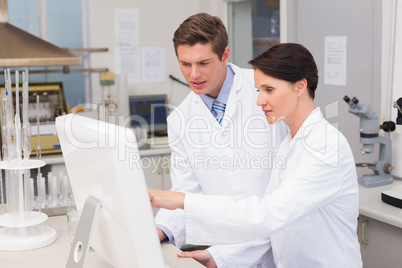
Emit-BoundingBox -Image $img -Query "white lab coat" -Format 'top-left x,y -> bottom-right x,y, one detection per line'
184,108 -> 362,268
155,63 -> 288,267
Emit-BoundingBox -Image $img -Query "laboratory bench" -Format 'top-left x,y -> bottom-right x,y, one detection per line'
358,179 -> 402,268
0,146 -> 204,268
0,215 -> 204,268
7,151 -> 402,267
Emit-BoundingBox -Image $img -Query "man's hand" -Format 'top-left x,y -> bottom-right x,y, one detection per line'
148,188 -> 185,210
178,250 -> 217,268
157,228 -> 167,242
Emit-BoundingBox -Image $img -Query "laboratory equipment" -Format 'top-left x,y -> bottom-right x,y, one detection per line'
381,97 -> 402,208
56,114 -> 167,268
344,95 -> 395,188
0,82 -> 68,155
0,69 -> 56,251
99,72 -> 118,121
128,94 -> 169,136
395,97 -> 402,125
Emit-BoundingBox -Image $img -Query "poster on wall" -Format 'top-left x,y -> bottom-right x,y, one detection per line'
324,36 -> 347,86
141,47 -> 166,84
115,9 -> 141,84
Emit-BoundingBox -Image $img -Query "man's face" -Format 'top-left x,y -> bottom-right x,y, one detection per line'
177,43 -> 230,99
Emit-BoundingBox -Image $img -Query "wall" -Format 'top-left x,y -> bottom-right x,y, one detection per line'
83,0 -> 228,118
282,0 -> 382,168
282,0 -> 402,178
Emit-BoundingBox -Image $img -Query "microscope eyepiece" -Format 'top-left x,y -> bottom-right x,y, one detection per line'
343,96 -> 351,103
352,97 -> 359,105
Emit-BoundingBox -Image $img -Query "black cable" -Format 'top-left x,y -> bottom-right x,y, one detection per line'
169,75 -> 189,87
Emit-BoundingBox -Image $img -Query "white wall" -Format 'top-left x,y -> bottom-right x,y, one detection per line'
83,0 -> 228,115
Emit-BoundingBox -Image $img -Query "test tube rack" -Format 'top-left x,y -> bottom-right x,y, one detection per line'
0,69 -> 57,251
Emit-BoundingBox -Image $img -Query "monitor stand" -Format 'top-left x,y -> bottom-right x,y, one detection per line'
66,196 -> 101,268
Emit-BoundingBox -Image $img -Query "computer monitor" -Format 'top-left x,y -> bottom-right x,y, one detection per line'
128,95 -> 168,135
55,114 -> 166,268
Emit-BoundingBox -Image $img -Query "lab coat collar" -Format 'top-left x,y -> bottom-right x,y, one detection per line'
220,63 -> 244,127
191,63 -> 242,104
191,63 -> 245,128
288,107 -> 323,148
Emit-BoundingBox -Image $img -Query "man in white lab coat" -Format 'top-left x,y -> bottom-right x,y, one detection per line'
154,13 -> 288,267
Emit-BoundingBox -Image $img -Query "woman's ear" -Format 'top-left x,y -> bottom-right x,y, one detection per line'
295,78 -> 308,96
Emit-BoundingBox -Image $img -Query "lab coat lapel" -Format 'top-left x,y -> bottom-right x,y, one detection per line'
192,93 -> 218,124
221,65 -> 243,128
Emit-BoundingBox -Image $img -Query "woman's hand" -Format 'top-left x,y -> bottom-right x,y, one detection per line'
178,250 -> 217,268
148,188 -> 185,210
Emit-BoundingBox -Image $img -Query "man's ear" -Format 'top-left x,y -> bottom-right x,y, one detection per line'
222,47 -> 230,64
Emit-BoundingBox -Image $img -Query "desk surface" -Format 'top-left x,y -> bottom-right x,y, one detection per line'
359,179 -> 402,228
0,215 -> 204,268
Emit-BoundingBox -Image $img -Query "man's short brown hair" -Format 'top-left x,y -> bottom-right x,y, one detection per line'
173,13 -> 228,61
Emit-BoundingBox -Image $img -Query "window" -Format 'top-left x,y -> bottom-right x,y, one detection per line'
7,0 -> 85,108
228,0 -> 280,67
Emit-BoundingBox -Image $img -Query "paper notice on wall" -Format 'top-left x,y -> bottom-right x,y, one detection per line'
114,46 -> 140,84
114,9 -> 140,84
115,9 -> 140,47
324,36 -> 347,86
141,47 -> 166,83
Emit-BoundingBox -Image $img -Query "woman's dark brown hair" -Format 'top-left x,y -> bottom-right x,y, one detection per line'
249,43 -> 319,99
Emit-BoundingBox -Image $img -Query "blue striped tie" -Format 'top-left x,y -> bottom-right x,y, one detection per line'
212,100 -> 226,125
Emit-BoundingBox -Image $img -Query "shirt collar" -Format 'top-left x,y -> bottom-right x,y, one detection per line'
200,64 -> 234,111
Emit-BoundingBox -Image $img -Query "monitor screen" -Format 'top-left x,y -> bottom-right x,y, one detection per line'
56,114 -> 166,268
128,95 -> 168,135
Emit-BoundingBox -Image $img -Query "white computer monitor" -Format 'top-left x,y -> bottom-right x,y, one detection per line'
56,114 -> 166,268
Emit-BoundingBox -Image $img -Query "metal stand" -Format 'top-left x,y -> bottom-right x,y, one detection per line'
66,196 -> 101,268
358,136 -> 394,188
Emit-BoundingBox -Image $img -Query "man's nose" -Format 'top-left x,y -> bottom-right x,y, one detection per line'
190,65 -> 200,78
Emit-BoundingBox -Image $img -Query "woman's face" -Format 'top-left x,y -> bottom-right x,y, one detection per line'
255,68 -> 298,125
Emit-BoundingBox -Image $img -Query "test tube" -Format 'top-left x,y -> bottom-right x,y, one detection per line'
22,70 -> 32,160
30,178 -> 35,211
38,175 -> 46,209
50,175 -> 58,207
62,175 -> 69,205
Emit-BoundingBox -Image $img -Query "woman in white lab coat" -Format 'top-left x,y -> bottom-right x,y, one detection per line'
149,43 -> 362,268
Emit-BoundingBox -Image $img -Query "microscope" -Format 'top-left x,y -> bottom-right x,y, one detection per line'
380,97 -> 402,208
395,97 -> 402,125
344,96 -> 395,188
